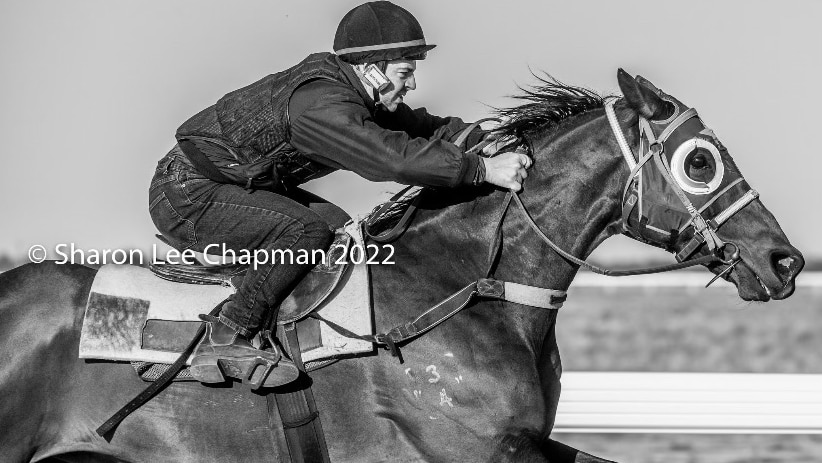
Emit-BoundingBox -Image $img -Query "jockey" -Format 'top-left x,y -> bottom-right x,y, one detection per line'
148,1 -> 531,388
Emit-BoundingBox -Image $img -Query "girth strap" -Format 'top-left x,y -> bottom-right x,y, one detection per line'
270,323 -> 330,463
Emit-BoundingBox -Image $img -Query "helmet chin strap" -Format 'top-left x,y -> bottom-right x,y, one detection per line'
351,62 -> 387,107
375,61 -> 387,105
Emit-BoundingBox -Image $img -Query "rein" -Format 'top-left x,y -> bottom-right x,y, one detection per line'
370,103 -> 753,278
507,191 -> 723,276
359,99 -> 763,360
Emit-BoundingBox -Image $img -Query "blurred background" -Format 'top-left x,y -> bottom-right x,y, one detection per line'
2,1 -> 820,461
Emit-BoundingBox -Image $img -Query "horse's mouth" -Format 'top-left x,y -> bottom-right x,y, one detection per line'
724,258 -> 801,302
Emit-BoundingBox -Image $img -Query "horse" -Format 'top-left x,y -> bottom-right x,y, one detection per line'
0,69 -> 804,463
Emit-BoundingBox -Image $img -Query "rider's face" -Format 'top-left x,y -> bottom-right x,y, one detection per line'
378,59 -> 417,112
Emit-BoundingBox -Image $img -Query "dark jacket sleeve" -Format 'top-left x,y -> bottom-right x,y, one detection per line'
288,80 -> 482,188
376,103 -> 487,148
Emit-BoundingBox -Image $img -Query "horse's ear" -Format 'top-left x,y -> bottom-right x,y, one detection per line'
617,68 -> 667,120
635,75 -> 663,96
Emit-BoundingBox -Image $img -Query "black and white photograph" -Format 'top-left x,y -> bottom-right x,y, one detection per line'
1,1 -> 820,461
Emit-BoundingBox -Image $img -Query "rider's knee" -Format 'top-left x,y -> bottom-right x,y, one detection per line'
302,219 -> 334,249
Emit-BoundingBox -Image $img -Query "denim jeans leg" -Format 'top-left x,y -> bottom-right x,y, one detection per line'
172,174 -> 334,336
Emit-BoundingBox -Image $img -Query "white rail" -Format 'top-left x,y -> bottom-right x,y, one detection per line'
553,372 -> 822,434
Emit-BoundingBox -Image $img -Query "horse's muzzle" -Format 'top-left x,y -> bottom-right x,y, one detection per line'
768,247 -> 805,300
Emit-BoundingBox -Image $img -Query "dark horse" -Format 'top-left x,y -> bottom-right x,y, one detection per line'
0,70 -> 804,462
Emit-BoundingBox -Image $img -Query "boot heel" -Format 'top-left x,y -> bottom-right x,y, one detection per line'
189,357 -> 227,383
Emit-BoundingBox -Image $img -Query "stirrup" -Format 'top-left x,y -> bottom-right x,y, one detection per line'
190,346 -> 298,389
245,355 -> 279,389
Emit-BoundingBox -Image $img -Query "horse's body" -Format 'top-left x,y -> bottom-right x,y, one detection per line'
0,71 -> 803,462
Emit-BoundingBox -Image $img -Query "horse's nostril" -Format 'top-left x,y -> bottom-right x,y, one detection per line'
770,251 -> 803,285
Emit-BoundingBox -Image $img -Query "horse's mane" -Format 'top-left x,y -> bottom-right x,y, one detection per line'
493,73 -> 605,140
366,73 -> 605,234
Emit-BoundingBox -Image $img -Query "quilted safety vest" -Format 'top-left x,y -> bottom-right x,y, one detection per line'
176,52 -> 351,187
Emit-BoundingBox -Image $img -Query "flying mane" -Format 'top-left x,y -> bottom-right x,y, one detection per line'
493,73 -> 605,141
365,74 -> 605,235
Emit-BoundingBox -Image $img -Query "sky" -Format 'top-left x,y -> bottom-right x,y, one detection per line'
1,0 -> 820,265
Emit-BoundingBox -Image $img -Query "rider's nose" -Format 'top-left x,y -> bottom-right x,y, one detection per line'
405,76 -> 416,91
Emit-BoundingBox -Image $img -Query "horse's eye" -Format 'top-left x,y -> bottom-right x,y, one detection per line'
690,153 -> 707,169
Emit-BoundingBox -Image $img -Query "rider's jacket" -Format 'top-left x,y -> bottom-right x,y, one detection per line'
176,52 -> 482,189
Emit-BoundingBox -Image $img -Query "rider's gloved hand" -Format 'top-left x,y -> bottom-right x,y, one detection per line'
482,151 -> 532,191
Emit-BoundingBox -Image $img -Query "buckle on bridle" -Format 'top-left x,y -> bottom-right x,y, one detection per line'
717,241 -> 740,265
706,241 -> 741,287
648,141 -> 663,155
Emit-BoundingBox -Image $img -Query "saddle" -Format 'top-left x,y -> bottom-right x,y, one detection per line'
150,228 -> 351,324
79,196 -> 374,375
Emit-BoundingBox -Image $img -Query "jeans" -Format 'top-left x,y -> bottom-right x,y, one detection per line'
148,146 -> 334,336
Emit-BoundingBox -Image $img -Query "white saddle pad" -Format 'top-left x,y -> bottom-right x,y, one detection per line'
79,220 -> 374,366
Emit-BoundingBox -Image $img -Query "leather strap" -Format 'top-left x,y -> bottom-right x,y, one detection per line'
604,98 -> 637,170
271,323 -> 330,463
366,118 -> 520,244
95,299 -> 227,438
453,117 -> 500,150
313,277 -> 566,362
364,186 -> 421,243
510,190 -> 721,275
604,98 -> 759,268
688,178 -> 744,222
714,189 -> 758,227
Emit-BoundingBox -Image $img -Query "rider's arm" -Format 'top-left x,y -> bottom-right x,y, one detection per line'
288,80 -> 480,188
376,103 -> 488,149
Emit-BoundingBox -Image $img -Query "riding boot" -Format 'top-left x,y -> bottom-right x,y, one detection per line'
190,314 -> 300,389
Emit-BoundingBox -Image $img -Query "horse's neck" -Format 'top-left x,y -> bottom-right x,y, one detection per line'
420,109 -> 629,292
497,109 -> 628,289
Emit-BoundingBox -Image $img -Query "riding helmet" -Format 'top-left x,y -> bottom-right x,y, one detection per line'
334,1 -> 436,64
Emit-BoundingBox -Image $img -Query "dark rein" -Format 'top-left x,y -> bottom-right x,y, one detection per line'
369,108 -> 741,279
355,100 -> 769,359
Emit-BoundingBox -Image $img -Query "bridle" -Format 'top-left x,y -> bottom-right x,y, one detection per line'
371,98 -> 761,284
489,97 -> 759,283
355,95 -> 765,360
602,97 -> 759,284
